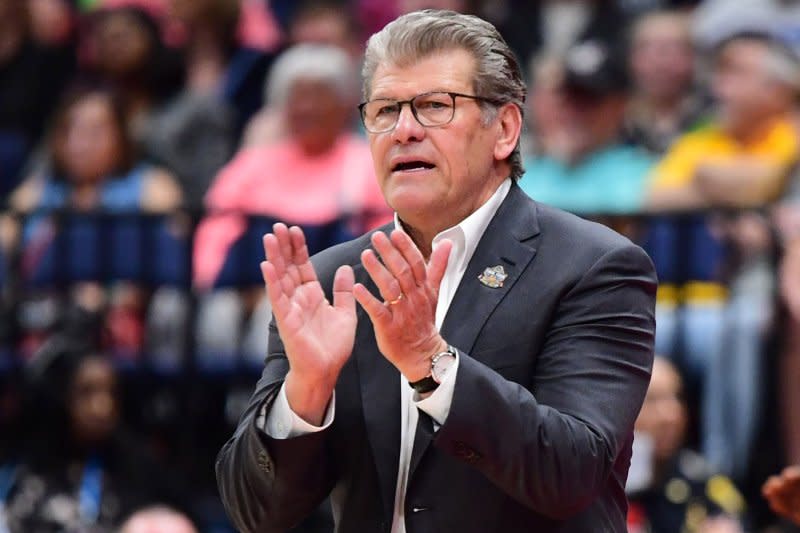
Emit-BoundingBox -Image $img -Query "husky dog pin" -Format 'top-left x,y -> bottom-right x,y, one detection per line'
478,265 -> 507,288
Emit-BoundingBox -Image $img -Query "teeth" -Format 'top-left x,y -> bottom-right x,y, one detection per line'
394,161 -> 433,171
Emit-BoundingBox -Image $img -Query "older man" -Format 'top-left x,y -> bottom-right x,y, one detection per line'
216,9 -> 656,533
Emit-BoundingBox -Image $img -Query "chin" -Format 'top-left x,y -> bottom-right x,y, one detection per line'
386,190 -> 436,219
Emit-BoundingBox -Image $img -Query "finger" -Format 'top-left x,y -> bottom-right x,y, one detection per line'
371,231 -> 417,295
427,238 -> 452,291
361,249 -> 403,302
762,475 -> 780,497
274,223 -> 302,286
390,230 -> 427,284
263,233 -> 286,275
263,232 -> 298,296
783,464 -> 800,481
289,225 -> 318,284
332,265 -> 355,313
261,260 -> 291,321
353,282 -> 391,324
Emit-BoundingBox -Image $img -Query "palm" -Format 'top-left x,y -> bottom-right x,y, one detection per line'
278,279 -> 356,378
261,224 -> 357,383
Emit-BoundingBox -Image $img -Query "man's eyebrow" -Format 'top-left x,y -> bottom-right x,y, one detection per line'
367,88 -> 463,101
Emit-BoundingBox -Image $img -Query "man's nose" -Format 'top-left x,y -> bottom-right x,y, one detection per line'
391,103 -> 425,143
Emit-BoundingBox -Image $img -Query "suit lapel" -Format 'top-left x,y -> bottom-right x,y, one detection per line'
353,235 -> 402,523
408,184 -> 541,479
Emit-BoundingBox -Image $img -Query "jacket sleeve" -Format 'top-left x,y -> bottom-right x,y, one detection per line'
215,321 -> 336,533
434,242 -> 657,519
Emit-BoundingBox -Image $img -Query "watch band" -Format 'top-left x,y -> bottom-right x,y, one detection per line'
408,374 -> 439,394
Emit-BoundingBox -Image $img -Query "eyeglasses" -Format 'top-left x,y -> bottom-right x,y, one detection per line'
358,91 -> 499,133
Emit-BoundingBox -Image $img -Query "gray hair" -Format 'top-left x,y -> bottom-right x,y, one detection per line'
266,44 -> 358,109
764,41 -> 800,90
362,9 -> 526,180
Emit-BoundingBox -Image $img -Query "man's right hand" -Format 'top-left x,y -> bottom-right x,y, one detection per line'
261,223 -> 357,426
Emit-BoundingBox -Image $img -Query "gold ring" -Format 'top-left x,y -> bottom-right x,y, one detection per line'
386,294 -> 404,306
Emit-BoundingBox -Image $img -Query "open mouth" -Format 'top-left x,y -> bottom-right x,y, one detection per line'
392,161 -> 436,172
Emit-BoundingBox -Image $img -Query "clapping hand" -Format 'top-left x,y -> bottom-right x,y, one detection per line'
261,223 -> 357,425
353,230 -> 452,383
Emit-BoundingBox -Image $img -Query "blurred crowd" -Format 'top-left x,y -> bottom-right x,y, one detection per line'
2,0 -> 800,532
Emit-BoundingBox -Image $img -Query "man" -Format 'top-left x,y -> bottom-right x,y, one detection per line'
645,30 -> 800,211
627,357 -> 745,533
519,39 -> 654,215
216,10 -> 657,533
623,9 -> 704,156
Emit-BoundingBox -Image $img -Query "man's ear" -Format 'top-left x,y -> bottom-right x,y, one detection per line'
493,103 -> 523,161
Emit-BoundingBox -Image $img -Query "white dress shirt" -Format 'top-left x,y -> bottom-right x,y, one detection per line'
259,178 -> 512,532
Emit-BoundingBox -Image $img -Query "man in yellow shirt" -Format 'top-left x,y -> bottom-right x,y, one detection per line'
647,31 -> 799,210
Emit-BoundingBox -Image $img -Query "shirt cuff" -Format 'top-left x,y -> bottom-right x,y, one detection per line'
414,350 -> 459,427
257,382 -> 335,439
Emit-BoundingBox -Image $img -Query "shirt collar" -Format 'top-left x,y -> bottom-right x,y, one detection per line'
393,178 -> 512,272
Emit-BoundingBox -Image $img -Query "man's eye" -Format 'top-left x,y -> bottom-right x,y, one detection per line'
417,100 -> 450,111
375,104 -> 399,116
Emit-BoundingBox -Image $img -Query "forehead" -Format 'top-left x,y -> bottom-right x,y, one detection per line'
369,48 -> 476,99
634,15 -> 688,43
717,38 -> 769,66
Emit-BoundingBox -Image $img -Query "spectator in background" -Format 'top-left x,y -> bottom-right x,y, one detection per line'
627,356 -> 746,533
29,0 -> 78,47
242,0 -> 364,149
84,6 -> 184,148
288,0 -> 364,58
0,0 -> 76,200
519,39 -> 654,215
3,338 -> 186,533
645,30 -> 800,482
646,30 -> 799,211
120,506 -> 199,533
624,9 -> 706,155
191,43 -> 390,369
0,85 -> 182,360
144,0 -> 273,207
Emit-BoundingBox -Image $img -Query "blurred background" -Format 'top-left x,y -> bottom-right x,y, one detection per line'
2,0 -> 800,532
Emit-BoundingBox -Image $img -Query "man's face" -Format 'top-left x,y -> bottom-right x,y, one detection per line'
630,15 -> 694,102
286,79 -> 349,155
367,48 -> 509,228
712,39 -> 792,131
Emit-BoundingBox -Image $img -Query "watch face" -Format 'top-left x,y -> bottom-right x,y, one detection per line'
432,353 -> 456,383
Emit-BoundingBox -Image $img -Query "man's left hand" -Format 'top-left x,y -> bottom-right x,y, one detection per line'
353,230 -> 452,382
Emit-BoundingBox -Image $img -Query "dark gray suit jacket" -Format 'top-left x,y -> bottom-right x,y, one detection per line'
216,184 -> 657,532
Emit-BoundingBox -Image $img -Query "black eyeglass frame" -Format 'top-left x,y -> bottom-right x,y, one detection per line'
358,91 -> 501,133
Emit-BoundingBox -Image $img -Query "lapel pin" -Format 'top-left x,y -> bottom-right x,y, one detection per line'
478,265 -> 507,288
